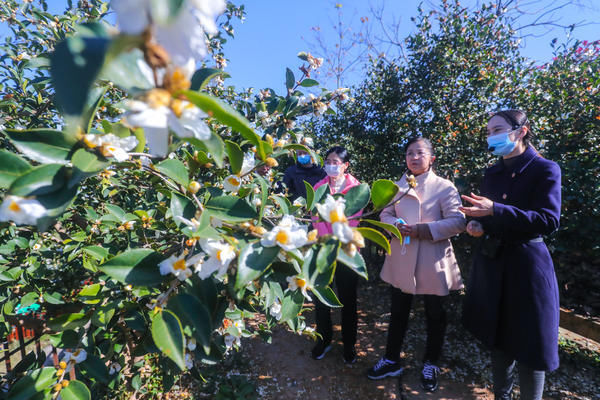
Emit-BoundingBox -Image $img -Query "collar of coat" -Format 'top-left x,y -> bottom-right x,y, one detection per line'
487,145 -> 540,175
395,169 -> 435,199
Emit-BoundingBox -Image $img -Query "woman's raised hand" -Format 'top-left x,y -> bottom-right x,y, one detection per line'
459,193 -> 494,217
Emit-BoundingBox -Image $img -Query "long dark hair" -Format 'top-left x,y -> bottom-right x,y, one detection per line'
490,109 -> 533,145
325,146 -> 350,163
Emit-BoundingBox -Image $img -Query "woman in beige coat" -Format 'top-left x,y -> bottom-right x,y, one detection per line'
367,137 -> 465,393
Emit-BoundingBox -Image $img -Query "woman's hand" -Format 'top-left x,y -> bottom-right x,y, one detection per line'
397,223 -> 418,238
459,193 -> 494,217
466,220 -> 484,237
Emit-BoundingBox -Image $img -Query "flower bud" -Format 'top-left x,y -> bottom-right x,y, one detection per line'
188,181 -> 201,194
265,157 -> 278,167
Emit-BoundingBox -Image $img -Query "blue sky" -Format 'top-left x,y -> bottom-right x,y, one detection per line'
1,0 -> 599,95
222,0 -> 600,93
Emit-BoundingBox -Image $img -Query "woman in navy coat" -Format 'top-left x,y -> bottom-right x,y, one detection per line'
460,110 -> 561,400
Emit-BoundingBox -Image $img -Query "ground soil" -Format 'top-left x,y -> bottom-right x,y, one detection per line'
233,278 -> 599,400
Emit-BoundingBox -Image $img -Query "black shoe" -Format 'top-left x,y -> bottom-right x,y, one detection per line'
311,340 -> 332,360
421,361 -> 440,392
343,347 -> 357,365
367,358 -> 403,380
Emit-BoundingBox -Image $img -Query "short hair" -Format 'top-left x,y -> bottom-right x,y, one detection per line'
490,109 -> 533,145
325,146 -> 350,163
404,137 -> 434,155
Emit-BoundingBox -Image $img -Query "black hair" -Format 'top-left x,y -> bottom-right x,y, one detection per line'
490,109 -> 533,145
404,136 -> 434,155
325,146 -> 350,163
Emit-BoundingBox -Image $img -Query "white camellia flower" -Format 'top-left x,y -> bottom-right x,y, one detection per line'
158,254 -> 193,280
125,96 -> 211,157
261,215 -> 309,251
0,195 -> 48,226
111,0 -> 226,65
224,333 -> 241,349
198,239 -> 236,278
62,349 -> 87,364
83,133 -> 138,162
286,275 -> 311,301
109,362 -> 122,375
240,152 -> 255,176
315,195 -> 354,243
223,175 -> 241,192
269,300 -> 282,321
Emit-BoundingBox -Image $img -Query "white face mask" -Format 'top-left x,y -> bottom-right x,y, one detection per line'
324,164 -> 342,177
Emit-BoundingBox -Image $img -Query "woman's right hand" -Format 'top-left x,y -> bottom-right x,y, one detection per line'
466,220 -> 484,237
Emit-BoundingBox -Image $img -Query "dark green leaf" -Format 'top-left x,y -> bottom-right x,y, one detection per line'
70,149 -> 109,187
155,159 -> 189,187
98,249 -> 165,287
9,164 -> 65,197
344,183 -> 370,216
205,195 -> 258,222
170,192 -> 195,228
184,130 -> 225,168
362,219 -> 402,240
4,129 -> 77,164
225,140 -> 244,175
83,246 -> 109,261
336,250 -> 368,280
285,68 -> 295,90
356,227 -> 391,254
299,79 -> 319,87
167,293 -> 212,350
82,85 -> 108,133
311,286 -> 342,308
48,313 -> 90,331
0,150 -> 31,188
151,309 -> 186,370
80,355 -> 110,384
304,181 -> 315,210
235,242 -> 280,290
190,68 -> 230,90
60,379 -> 91,400
315,238 -> 339,274
7,367 -> 56,400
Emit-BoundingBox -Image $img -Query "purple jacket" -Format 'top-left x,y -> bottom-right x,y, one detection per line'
462,146 -> 561,371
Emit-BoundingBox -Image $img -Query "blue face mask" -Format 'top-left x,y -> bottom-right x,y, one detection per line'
297,154 -> 312,165
487,130 -> 517,156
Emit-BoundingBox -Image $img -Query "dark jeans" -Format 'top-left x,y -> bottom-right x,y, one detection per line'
491,349 -> 545,400
385,288 -> 447,363
314,263 -> 358,350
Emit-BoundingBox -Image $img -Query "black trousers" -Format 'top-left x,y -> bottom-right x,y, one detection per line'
385,287 -> 447,363
314,263 -> 358,350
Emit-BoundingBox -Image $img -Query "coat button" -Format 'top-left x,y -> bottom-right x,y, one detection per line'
511,172 -> 516,178
502,193 -> 507,199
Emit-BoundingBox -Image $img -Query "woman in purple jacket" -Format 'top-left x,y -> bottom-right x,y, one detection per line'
460,110 -> 561,400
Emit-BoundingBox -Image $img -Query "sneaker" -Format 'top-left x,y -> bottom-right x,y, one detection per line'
367,358 -> 403,380
343,347 -> 357,365
311,340 -> 332,360
421,361 -> 440,392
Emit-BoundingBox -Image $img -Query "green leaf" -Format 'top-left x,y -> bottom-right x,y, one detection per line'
61,379 -> 92,400
77,283 -> 102,304
170,192 -> 195,228
304,181 -> 315,210
82,85 -> 108,133
183,91 -> 269,159
184,130 -> 225,168
316,238 -> 339,274
190,68 -> 230,90
36,185 -> 79,231
4,129 -> 77,164
80,355 -> 110,384
311,286 -> 342,308
48,313 -> 90,331
356,227 -> 391,255
299,79 -> 319,87
105,204 -> 126,221
91,303 -> 116,328
7,367 -> 56,400
255,175 -> 268,223
235,242 -> 280,290
297,51 -> 309,61
83,245 -> 109,261
155,159 -> 189,187
152,309 -> 186,370
205,195 -> 258,222
167,293 -> 212,350
280,291 -> 304,321
312,183 -> 329,211
43,292 -> 65,305
371,179 -> 400,210
271,195 -> 290,215
344,183 -> 370,216
98,249 -> 165,287
70,149 -> 109,187
0,150 -> 31,188
285,68 -> 295,90
100,48 -> 153,92
19,292 -> 38,308
9,164 -> 65,197
337,250 -> 368,280
225,140 -> 244,175
362,219 -> 402,240
46,330 -> 79,348
51,36 -> 109,118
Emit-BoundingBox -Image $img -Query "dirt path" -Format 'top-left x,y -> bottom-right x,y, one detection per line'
241,281 -> 495,399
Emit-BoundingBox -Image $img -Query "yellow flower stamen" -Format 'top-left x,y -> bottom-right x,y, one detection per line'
8,201 -> 21,212
307,229 -> 318,242
296,278 -> 306,288
173,259 -> 187,271
170,98 -> 185,118
145,89 -> 172,109
164,68 -> 191,93
329,209 -> 347,224
276,230 -> 289,245
228,177 -> 240,186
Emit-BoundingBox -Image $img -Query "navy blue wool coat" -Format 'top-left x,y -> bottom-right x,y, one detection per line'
462,145 -> 561,371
